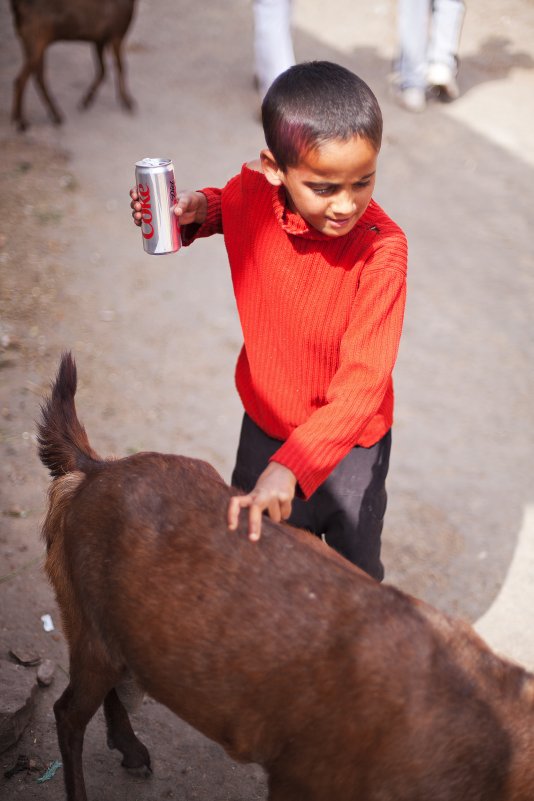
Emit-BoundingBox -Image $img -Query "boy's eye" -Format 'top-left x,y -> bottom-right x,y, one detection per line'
310,180 -> 372,196
311,185 -> 335,196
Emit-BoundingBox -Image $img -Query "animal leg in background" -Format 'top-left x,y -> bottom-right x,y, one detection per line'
79,41 -> 106,110
110,35 -> 134,110
12,38 -> 63,130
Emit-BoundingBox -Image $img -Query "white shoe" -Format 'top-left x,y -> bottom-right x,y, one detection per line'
427,63 -> 460,101
395,86 -> 426,113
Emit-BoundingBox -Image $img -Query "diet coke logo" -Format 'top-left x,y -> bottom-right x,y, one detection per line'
137,182 -> 154,240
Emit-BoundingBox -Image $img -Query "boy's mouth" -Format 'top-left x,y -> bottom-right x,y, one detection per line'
327,216 -> 354,229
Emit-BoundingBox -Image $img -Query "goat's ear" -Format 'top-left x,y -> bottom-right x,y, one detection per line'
260,149 -> 285,186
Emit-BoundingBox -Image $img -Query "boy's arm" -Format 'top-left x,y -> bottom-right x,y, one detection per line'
179,172 -> 244,243
272,249 -> 407,500
179,187 -> 224,244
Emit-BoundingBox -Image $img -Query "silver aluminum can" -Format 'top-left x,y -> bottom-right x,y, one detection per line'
135,158 -> 181,255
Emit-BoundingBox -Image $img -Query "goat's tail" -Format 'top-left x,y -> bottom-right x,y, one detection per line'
37,352 -> 102,478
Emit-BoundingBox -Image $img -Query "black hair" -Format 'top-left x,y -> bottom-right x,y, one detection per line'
261,61 -> 383,172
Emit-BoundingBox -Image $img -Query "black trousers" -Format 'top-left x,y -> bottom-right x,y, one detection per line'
231,414 -> 392,581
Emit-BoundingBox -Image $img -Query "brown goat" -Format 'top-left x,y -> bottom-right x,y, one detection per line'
10,0 -> 136,131
38,353 -> 534,801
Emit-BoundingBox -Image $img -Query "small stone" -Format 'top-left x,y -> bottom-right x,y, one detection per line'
37,660 -> 55,687
0,661 -> 38,754
9,650 -> 41,667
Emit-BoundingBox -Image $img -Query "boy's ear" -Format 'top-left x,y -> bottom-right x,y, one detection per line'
260,149 -> 285,186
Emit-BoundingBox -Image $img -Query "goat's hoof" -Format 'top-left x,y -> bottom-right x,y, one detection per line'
52,115 -> 63,126
123,761 -> 152,779
121,96 -> 136,113
13,118 -> 28,133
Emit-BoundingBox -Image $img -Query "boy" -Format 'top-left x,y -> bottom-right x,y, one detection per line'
131,61 -> 407,581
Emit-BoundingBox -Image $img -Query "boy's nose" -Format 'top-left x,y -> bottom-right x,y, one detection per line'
331,193 -> 356,216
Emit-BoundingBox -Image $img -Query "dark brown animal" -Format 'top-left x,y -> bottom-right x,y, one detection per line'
10,0 -> 136,131
38,353 -> 534,801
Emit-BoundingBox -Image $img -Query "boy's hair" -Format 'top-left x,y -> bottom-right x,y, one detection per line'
261,61 -> 383,172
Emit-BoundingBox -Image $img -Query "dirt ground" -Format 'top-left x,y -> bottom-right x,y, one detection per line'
1,0 -> 533,799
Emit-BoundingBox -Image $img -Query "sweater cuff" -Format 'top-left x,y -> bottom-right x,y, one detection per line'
268,446 -> 325,501
180,188 -> 222,245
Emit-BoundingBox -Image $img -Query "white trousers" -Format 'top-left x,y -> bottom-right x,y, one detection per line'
253,0 -> 296,96
396,0 -> 465,89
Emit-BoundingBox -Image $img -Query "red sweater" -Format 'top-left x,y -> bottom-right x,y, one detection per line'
182,164 -> 407,499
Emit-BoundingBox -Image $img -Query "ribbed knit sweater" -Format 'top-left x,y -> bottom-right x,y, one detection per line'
182,164 -> 407,499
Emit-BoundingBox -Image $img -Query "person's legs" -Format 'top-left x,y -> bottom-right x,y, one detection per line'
428,0 -> 465,70
253,0 -> 295,97
231,415 -> 391,581
312,431 -> 391,582
427,0 -> 465,99
395,0 -> 431,101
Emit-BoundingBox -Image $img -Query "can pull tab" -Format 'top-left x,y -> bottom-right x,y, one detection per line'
136,157 -> 172,168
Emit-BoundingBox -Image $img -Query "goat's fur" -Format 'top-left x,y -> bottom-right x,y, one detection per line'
38,353 -> 534,801
10,0 -> 136,131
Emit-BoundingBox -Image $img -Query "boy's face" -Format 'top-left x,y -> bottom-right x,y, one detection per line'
261,136 -> 378,238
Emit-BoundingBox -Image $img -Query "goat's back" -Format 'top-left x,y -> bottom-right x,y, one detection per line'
11,0 -> 135,41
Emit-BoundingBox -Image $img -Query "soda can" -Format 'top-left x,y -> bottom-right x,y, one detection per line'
135,158 -> 181,255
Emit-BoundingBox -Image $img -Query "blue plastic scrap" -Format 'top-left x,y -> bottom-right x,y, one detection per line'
36,760 -> 62,783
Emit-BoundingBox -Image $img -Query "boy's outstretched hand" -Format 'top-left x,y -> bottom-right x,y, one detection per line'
228,462 -> 297,542
129,188 -> 207,227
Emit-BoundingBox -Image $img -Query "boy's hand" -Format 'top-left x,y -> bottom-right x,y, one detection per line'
228,463 -> 297,542
129,188 -> 207,227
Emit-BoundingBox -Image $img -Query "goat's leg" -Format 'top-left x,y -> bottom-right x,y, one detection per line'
104,688 -> 151,775
12,39 -> 61,131
79,42 -> 106,109
12,58 -> 33,131
33,50 -> 63,126
54,657 -> 119,801
110,36 -> 135,111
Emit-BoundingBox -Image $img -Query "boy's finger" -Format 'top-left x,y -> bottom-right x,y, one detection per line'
227,495 -> 243,530
171,200 -> 189,217
267,498 -> 282,523
280,497 -> 292,520
227,493 -> 266,541
247,503 -> 263,542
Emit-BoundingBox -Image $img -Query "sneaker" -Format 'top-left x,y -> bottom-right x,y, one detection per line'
394,86 -> 426,113
427,63 -> 460,101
